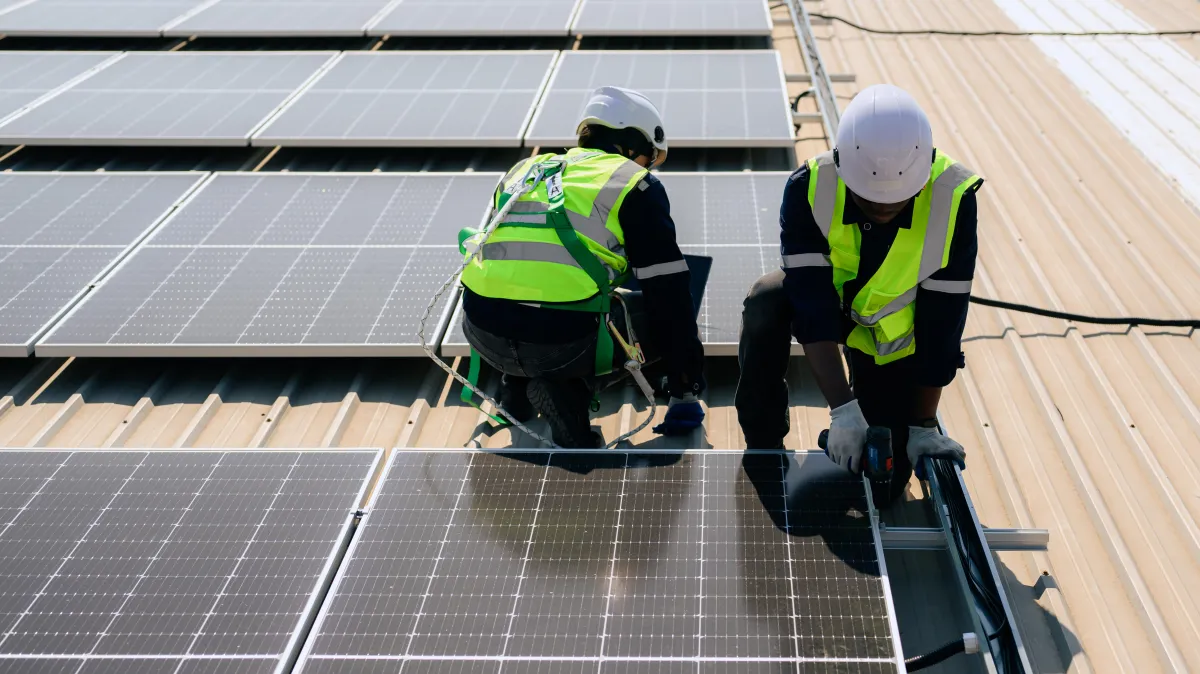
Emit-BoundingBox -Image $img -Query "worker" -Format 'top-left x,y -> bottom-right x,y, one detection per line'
459,86 -> 706,448
736,84 -> 980,496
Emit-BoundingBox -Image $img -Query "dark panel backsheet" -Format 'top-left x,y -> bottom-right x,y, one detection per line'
38,172 -> 501,357
0,172 -> 206,357
440,171 -> 791,357
299,450 -> 898,672
0,450 -> 379,673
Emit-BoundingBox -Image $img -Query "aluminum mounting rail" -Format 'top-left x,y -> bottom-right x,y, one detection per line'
782,0 -> 842,141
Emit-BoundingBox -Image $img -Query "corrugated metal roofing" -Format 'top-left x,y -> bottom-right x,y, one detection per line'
1,1 -> 1198,672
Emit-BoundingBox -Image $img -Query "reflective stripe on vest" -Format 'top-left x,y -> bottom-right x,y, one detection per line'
461,148 -> 647,305
807,149 -> 980,363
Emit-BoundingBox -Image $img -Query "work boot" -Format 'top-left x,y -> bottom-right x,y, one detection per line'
498,375 -> 534,424
526,378 -> 603,448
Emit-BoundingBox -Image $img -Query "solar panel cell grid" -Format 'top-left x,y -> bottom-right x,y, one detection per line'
526,51 -> 793,148
165,0 -> 395,37
0,172 -> 206,357
0,450 -> 379,673
572,0 -> 772,36
0,0 -> 206,36
0,52 -> 116,123
254,52 -> 558,147
368,0 -> 581,36
298,450 -> 897,672
39,173 -> 501,356
0,52 -> 335,146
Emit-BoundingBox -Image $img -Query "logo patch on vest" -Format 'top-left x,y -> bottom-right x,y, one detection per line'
546,173 -> 564,201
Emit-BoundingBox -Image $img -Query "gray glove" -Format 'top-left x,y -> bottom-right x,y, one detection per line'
907,426 -> 966,479
827,399 -> 869,473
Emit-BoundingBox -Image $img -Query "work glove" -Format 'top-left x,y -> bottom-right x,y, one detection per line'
827,399 -> 870,473
907,426 -> 966,480
653,393 -> 704,435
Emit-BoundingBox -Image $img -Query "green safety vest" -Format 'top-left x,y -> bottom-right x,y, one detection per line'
461,147 -> 647,307
789,150 -> 981,364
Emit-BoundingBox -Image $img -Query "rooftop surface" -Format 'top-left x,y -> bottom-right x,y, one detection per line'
1,0 -> 1199,672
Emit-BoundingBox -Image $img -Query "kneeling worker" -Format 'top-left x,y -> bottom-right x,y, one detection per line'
736,84 -> 981,495
460,86 -> 706,448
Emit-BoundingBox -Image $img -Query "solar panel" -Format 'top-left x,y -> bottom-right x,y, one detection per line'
0,0 -> 206,36
368,0 -> 582,36
0,172 -> 207,358
572,0 -> 772,36
0,449 -> 381,672
253,52 -> 558,148
38,172 -> 502,357
0,52 -> 336,147
440,171 -> 792,357
164,0 -> 396,37
525,51 -> 793,148
0,52 -> 118,125
297,449 -> 901,672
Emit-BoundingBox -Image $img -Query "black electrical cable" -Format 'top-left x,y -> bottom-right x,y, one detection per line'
969,295 -> 1200,329
905,637 -> 967,671
808,12 -> 1200,37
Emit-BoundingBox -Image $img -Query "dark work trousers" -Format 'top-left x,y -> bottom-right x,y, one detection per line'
736,270 -> 916,499
463,289 -> 650,409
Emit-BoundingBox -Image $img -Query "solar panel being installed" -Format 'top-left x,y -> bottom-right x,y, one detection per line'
254,52 -> 558,148
0,0 -> 207,36
0,52 -> 118,124
38,172 -> 501,357
0,52 -> 336,147
297,449 -> 901,672
571,0 -> 772,36
0,449 -> 380,672
440,171 -> 792,357
368,0 -> 582,36
164,0 -> 397,37
525,51 -> 793,148
0,172 -> 206,358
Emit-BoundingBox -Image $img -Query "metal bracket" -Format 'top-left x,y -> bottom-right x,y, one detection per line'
880,525 -> 1049,551
786,73 -> 857,83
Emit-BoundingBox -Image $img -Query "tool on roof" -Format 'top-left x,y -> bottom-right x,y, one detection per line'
418,159 -> 658,450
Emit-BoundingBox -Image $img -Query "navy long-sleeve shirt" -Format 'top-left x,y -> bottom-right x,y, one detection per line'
780,162 -> 982,387
463,167 -> 705,394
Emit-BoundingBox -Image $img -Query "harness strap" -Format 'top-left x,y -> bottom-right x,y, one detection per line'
461,348 -> 512,427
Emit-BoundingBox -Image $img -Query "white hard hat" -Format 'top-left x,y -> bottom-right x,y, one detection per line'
576,86 -> 668,165
834,84 -> 933,204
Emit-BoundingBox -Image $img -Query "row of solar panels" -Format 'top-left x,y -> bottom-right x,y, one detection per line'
0,50 -> 794,148
0,449 -> 897,673
1,170 -> 788,359
0,0 -> 772,37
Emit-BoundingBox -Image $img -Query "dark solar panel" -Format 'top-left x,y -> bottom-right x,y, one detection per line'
0,450 -> 380,673
298,449 -> 899,672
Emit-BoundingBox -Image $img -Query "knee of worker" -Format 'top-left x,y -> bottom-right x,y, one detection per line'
741,272 -> 789,334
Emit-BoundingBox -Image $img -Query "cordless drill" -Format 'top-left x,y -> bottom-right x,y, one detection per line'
818,426 -> 895,487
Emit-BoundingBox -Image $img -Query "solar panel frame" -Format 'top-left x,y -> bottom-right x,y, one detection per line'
0,52 -> 339,147
524,50 -> 794,149
295,448 -> 904,672
439,171 -> 802,357
252,51 -> 560,148
0,171 -> 209,358
570,0 -> 773,37
0,448 -> 383,673
163,0 -> 398,37
0,0 -> 209,37
366,0 -> 584,37
0,52 -> 122,128
36,171 -> 501,358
